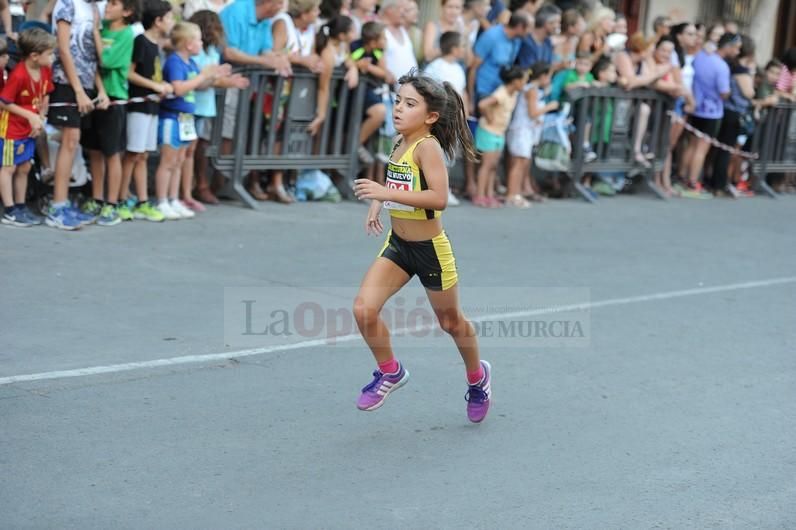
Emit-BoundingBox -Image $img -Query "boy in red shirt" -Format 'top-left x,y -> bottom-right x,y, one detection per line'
0,28 -> 55,227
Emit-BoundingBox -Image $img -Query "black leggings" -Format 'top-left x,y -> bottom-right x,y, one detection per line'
711,109 -> 741,190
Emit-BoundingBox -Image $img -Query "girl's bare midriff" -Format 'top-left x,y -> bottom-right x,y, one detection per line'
390,216 -> 444,241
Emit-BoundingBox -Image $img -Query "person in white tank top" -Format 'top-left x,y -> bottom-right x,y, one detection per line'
380,0 -> 418,84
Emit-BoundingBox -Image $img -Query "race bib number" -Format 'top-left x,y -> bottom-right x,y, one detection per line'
178,113 -> 197,142
383,162 -> 414,212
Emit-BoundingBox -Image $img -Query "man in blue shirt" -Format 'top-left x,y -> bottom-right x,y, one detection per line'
516,4 -> 561,69
220,0 -> 290,72
218,0 -> 291,200
469,13 -> 529,107
684,32 -> 740,194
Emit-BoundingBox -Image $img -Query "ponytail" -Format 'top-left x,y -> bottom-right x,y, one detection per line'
435,82 -> 477,163
315,15 -> 352,55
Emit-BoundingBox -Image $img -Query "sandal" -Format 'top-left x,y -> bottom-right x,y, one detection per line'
472,196 -> 490,208
270,186 -> 295,204
196,187 -> 220,205
506,194 -> 531,208
247,181 -> 270,201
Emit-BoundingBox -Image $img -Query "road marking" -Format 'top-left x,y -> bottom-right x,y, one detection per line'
2,276 -> 795,386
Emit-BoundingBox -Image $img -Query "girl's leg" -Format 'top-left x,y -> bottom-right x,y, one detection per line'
180,140 -> 198,200
168,147 -> 187,200
464,159 -> 477,198
633,103 -> 652,165
13,162 -> 31,204
155,146 -> 179,202
476,151 -> 498,199
506,156 -> 529,197
424,285 -> 480,375
194,139 -> 218,204
353,257 -> 412,366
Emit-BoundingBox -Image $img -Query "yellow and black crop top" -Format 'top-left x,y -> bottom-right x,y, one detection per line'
383,135 -> 442,220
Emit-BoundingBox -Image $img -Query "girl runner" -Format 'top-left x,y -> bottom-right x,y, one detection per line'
352,72 -> 492,423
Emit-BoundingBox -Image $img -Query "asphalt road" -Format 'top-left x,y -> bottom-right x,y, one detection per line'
2,193 -> 795,529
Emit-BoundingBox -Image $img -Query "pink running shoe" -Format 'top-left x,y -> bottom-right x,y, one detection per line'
357,363 -> 410,411
465,360 -> 491,423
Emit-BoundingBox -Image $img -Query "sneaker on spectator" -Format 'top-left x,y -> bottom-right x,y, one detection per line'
465,360 -> 492,423
97,204 -> 122,226
681,182 -> 713,200
45,204 -> 81,230
20,206 -> 43,225
357,145 -> 374,166
725,183 -> 741,199
68,205 -> 96,225
134,201 -> 166,222
2,206 -> 35,227
82,198 -> 102,217
735,180 -> 755,197
593,181 -> 616,196
170,199 -> 196,219
157,200 -> 181,220
447,189 -> 460,206
357,362 -> 410,411
117,202 -> 134,221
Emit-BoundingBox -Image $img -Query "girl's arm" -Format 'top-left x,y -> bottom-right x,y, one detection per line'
477,94 -> 497,123
308,47 -> 335,135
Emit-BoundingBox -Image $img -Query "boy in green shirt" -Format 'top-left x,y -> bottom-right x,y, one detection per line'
80,0 -> 137,226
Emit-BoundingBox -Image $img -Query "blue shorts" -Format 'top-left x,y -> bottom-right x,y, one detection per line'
158,116 -> 193,149
0,137 -> 35,167
475,126 -> 505,153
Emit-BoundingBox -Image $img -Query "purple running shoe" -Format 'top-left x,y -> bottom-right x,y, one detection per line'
357,363 -> 410,411
465,360 -> 491,423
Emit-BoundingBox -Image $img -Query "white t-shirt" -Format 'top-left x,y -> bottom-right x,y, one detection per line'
385,26 -> 418,82
424,58 -> 466,95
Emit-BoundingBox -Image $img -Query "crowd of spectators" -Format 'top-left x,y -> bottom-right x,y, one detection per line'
0,0 -> 794,228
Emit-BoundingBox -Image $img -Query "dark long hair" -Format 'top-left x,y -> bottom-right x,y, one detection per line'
669,22 -> 691,66
397,71 -> 477,163
315,15 -> 353,55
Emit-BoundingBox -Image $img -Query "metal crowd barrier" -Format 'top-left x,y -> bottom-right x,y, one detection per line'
750,100 -> 796,198
208,66 -> 367,208
567,87 -> 675,202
